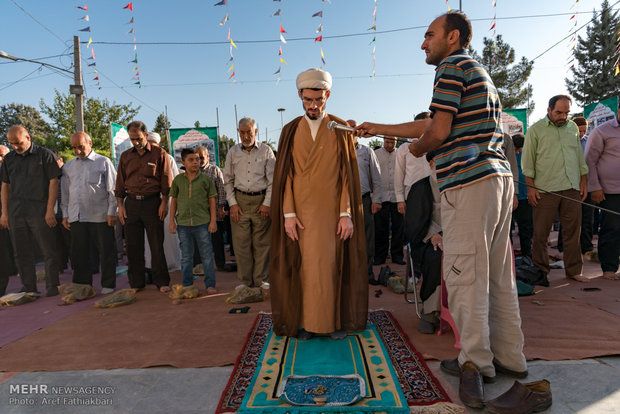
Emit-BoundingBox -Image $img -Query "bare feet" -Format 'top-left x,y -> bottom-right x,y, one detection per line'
568,275 -> 590,283
159,286 -> 171,293
603,271 -> 620,280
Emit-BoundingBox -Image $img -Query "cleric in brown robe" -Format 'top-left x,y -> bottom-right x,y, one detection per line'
270,68 -> 368,340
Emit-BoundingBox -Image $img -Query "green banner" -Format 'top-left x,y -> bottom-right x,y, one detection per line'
169,127 -> 219,167
501,108 -> 528,135
111,122 -> 130,168
584,96 -> 618,133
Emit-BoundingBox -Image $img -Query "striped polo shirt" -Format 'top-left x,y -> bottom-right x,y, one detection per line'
429,49 -> 511,193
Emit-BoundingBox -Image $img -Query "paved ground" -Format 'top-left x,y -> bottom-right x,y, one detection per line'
1,356 -> 619,413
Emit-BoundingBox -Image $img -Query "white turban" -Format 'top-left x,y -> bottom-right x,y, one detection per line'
148,132 -> 161,143
296,68 -> 332,90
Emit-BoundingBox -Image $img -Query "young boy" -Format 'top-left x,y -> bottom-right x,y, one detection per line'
169,148 -> 218,294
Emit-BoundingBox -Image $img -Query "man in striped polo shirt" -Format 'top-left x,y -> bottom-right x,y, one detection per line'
357,11 -> 528,408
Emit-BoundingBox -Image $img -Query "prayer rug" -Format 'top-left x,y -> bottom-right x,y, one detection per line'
217,310 -> 454,413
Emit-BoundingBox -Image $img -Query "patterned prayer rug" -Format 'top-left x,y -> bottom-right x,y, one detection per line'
216,310 -> 454,413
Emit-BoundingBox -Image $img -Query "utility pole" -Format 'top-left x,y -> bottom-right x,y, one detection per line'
69,36 -> 84,132
165,105 -> 171,153
234,104 -> 239,143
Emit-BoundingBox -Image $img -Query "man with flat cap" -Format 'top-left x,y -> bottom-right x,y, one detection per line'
270,68 -> 368,340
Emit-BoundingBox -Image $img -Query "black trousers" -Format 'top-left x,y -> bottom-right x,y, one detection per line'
411,241 -> 442,302
362,194 -> 375,277
599,194 -> 620,273
374,201 -> 404,262
70,221 -> 117,289
512,198 -> 533,257
54,222 -> 71,271
0,227 -> 18,295
124,197 -> 169,289
9,214 -> 60,293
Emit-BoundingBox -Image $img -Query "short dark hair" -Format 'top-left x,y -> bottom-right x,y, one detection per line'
548,95 -> 572,110
414,111 -> 431,120
181,147 -> 197,161
127,120 -> 148,134
572,116 -> 588,127
443,11 -> 472,49
512,133 -> 525,149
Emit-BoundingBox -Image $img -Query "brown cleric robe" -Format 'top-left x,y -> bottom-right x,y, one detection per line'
270,114 -> 368,337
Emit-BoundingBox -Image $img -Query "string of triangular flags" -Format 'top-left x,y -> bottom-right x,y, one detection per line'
123,3 -> 140,87
369,0 -> 377,78
272,0 -> 286,84
76,3 -> 100,89
215,0 -> 237,82
445,0 -> 451,12
489,0 -> 497,62
567,0 -> 579,71
312,0 -> 329,66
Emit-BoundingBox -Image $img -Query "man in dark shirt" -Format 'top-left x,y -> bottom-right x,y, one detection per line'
0,125 -> 62,297
115,121 -> 172,293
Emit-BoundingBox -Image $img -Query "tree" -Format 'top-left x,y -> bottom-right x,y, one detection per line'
565,0 -> 620,107
368,138 -> 383,149
470,35 -> 534,113
0,103 -> 50,146
218,134 -> 235,167
40,90 -> 140,156
153,113 -> 171,153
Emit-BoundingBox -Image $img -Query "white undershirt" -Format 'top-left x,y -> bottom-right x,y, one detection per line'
304,112 -> 325,141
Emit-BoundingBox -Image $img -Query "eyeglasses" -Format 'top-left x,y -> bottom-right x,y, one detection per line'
302,96 -> 326,105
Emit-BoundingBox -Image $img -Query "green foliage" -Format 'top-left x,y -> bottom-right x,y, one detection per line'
0,103 -> 50,146
218,134 -> 235,167
153,113 -> 171,153
40,89 -> 140,154
565,0 -> 620,107
470,35 -> 534,113
368,138 -> 383,149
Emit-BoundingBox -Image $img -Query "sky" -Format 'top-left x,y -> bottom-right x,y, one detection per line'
0,0 -> 613,148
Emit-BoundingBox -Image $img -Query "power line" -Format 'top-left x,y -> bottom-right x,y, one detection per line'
10,0 -> 69,47
85,10 -> 617,47
531,0 -> 620,62
0,66 -> 44,92
0,53 -> 71,65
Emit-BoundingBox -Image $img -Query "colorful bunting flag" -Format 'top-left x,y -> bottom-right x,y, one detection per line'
80,15 -> 90,21
314,35 -> 322,42
280,33 -> 287,43
77,4 -> 88,10
278,46 -> 282,55
214,0 -> 227,6
274,67 -> 281,74
123,3 -> 133,11
127,17 -> 134,24
316,23 -> 323,33
280,24 -> 286,33
228,71 -> 235,79
272,9 -> 281,17
79,26 -> 91,32
93,76 -> 99,81
91,48 -> 96,59
87,37 -> 92,48
219,14 -> 229,25
128,28 -> 134,34
312,11 -> 323,18
280,57 -> 287,65
369,0 -> 377,77
87,62 -> 96,67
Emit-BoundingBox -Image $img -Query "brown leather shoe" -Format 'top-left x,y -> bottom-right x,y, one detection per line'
459,361 -> 485,408
487,379 -> 552,414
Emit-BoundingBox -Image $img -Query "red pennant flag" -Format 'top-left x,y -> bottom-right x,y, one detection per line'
135,72 -> 140,76
93,76 -> 99,81
314,35 -> 322,42
77,4 -> 88,10
91,48 -> 96,59
228,71 -> 235,79
489,22 -> 496,30
570,14 -> 576,20
278,46 -> 282,56
123,3 -> 133,11
280,24 -> 287,33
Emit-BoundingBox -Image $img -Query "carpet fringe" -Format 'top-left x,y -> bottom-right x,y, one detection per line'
409,402 -> 465,413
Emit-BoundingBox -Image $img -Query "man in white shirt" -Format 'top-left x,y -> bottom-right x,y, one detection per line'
374,136 -> 404,265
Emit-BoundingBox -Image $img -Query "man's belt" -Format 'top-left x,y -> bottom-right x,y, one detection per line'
126,193 -> 160,201
234,188 -> 266,196
362,192 -> 371,198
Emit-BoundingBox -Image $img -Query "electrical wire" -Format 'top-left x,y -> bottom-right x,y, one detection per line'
85,10 -> 618,47
0,65 -> 43,92
0,53 -> 71,65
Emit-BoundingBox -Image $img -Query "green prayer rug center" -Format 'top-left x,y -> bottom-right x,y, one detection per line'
239,325 -> 409,413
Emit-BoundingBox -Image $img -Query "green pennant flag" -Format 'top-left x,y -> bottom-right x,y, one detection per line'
134,81 -> 141,85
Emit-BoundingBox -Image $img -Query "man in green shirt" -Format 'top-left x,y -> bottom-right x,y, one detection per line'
169,148 -> 218,293
522,94 -> 589,282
